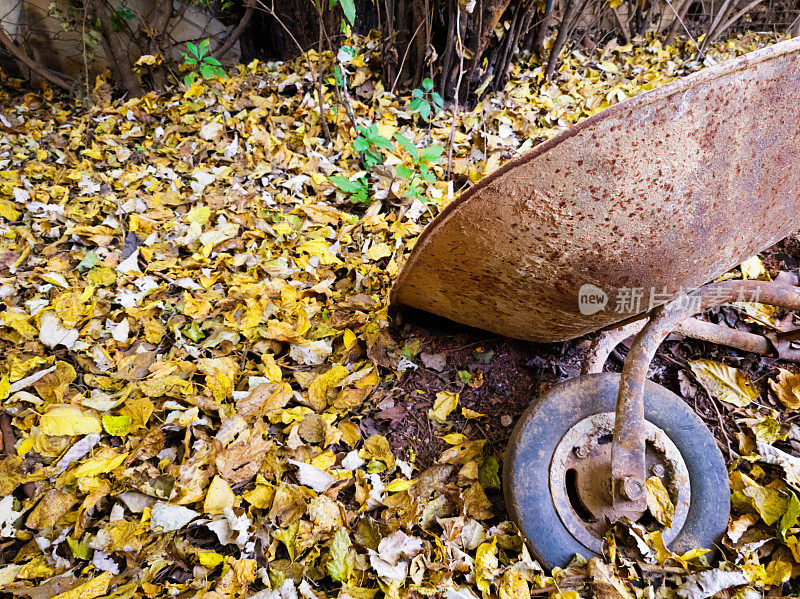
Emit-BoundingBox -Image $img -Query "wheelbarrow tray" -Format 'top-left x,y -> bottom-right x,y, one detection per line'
390,39 -> 800,342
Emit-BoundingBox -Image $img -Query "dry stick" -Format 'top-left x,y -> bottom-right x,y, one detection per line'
790,13 -> 800,37
82,0 -> 91,100
534,0 -> 555,56
0,24 -> 72,90
314,1 -> 332,142
255,0 -> 330,141
466,0 -> 484,97
320,19 -> 358,135
530,576 -> 587,595
545,0 -> 582,81
707,0 -> 767,45
216,0 -> 255,59
390,19 -> 427,94
700,0 -> 734,51
446,1 -> 465,180
611,4 -> 632,43
95,0 -> 143,96
639,0 -> 658,36
664,0 -> 706,57
439,2 -> 455,99
665,0 -> 693,45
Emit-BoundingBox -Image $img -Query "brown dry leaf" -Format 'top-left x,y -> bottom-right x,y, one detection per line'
769,368 -> 800,411
587,557 -> 634,599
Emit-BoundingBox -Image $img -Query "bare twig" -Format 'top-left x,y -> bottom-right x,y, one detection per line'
390,19 -> 426,94
530,575 -> 587,595
707,0 -> 767,45
313,1 -> 332,141
545,0 -> 582,80
95,0 -> 144,95
255,0 -> 331,141
216,0 -> 255,58
0,23 -> 72,90
611,4 -> 632,43
700,0 -> 734,51
446,0 -> 465,180
82,0 -> 91,100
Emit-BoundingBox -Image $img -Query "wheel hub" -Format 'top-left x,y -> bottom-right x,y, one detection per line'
549,412 -> 691,553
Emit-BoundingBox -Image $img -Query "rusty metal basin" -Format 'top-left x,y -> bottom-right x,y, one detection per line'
390,38 -> 800,342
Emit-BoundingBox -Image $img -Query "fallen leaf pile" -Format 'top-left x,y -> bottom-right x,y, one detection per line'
0,29 -> 797,598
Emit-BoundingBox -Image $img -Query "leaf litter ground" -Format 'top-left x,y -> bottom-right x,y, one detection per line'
0,31 -> 799,599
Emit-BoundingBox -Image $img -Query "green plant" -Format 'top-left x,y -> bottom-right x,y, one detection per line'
353,125 -> 393,168
393,133 -> 444,201
329,175 -> 370,204
110,7 -> 135,32
409,78 -> 444,122
181,40 -> 226,86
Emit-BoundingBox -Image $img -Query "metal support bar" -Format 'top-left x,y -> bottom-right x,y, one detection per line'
583,317 -> 773,374
611,280 -> 800,511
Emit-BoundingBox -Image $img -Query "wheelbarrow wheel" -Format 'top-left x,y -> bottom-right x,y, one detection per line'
503,372 -> 729,570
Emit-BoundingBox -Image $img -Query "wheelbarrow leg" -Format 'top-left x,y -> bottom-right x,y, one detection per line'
583,318 -> 773,375
611,280 -> 800,511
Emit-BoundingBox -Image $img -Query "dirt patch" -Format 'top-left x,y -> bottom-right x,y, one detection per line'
376,231 -> 800,517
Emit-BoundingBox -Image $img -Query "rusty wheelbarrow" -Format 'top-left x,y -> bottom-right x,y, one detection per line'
390,38 -> 800,569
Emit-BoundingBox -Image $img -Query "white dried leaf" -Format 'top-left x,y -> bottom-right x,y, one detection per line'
289,459 -> 335,493
149,502 -> 199,531
38,311 -> 79,349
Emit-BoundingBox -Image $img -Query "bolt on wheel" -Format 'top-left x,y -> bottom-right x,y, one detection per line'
503,373 -> 729,570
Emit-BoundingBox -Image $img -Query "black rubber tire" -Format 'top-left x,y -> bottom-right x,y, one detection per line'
503,372 -> 729,570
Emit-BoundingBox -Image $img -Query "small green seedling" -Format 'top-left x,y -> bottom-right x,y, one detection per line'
394,133 -> 444,201
182,40 -> 226,86
329,175 -> 370,204
111,8 -> 135,32
354,125 -> 393,168
410,78 -> 444,121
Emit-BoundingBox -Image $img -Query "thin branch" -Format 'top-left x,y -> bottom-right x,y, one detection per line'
216,0 -> 255,58
446,0 -> 465,180
0,23 -> 72,90
707,0 -> 767,45
255,0 -> 331,141
390,18 -> 426,94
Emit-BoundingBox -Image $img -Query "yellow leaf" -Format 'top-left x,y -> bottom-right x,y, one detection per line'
461,407 -> 486,419
52,572 -> 113,599
197,551 -> 225,568
429,391 -> 458,423
740,255 -> 768,280
0,200 -> 20,221
367,242 -> 393,261
184,82 -> 205,97
198,357 -> 239,402
343,328 -> 357,348
384,478 -> 414,493
475,538 -> 497,592
40,405 -> 102,436
499,569 -> 528,599
183,292 -> 213,321
308,364 -> 349,412
204,475 -> 236,515
72,449 -> 128,478
441,433 -> 467,445
646,476 -> 674,527
135,54 -> 161,66
0,375 -> 9,401
689,360 -> 758,407
587,557 -> 634,599
243,483 -> 275,509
